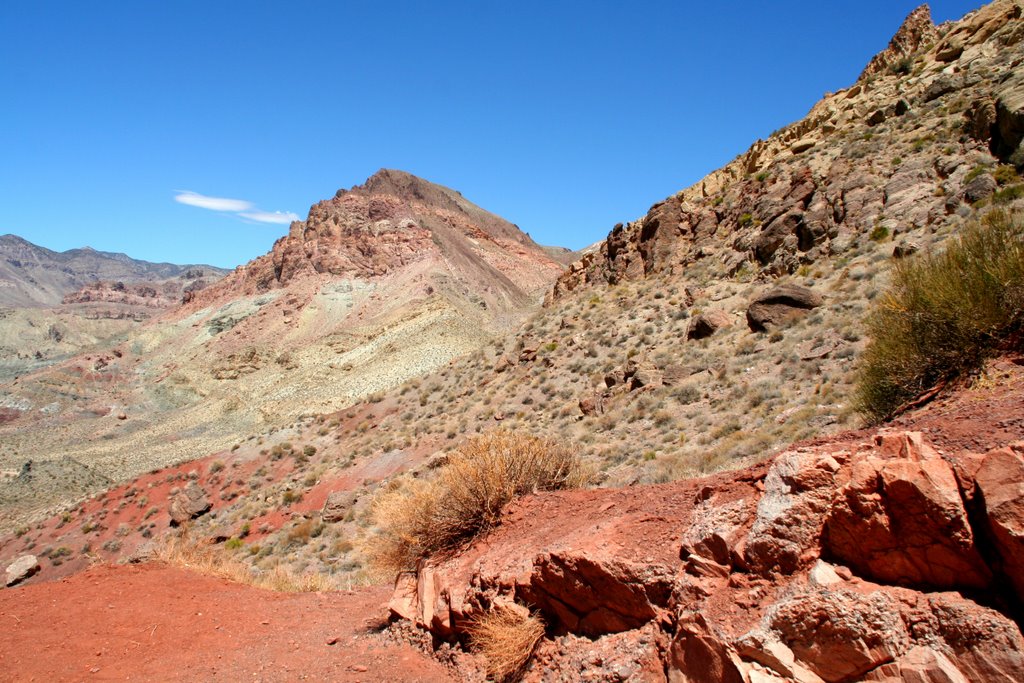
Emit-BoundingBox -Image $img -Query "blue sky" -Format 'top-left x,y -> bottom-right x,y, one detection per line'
2,1 -> 983,268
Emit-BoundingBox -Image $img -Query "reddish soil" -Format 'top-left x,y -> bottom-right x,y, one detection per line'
0,563 -> 452,683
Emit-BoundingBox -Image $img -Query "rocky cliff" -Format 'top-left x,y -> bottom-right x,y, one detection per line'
550,1 -> 1024,302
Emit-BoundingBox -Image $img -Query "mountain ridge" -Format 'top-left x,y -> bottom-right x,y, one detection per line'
0,233 -> 227,308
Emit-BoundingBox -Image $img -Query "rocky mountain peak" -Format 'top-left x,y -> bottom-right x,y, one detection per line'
352,168 -> 461,206
858,4 -> 939,81
187,169 -> 563,306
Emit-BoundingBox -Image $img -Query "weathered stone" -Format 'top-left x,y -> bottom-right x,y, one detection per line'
745,448 -> 839,574
770,589 -> 909,683
604,367 -> 626,388
519,552 -> 674,637
687,310 -> 733,340
936,38 -> 965,62
974,445 -> 1024,597
791,139 -> 816,154
670,612 -> 745,683
825,443 -> 991,590
5,555 -> 40,587
630,361 -> 663,389
890,646 -> 970,683
993,72 -> 1024,165
963,98 -> 997,142
681,497 -> 751,568
168,481 -> 211,525
578,393 -> 605,417
746,285 -> 823,332
858,5 -> 938,81
321,490 -> 358,523
924,75 -> 959,102
893,241 -> 919,258
754,211 -> 804,264
963,173 -> 997,203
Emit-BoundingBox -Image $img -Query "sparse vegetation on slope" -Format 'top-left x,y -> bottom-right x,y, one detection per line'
156,529 -> 337,592
368,432 -> 586,573
858,209 -> 1024,422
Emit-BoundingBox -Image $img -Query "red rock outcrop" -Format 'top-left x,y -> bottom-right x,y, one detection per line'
389,427 -> 1024,681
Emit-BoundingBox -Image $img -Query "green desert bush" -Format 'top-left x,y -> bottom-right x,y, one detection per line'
857,210 -> 1024,422
368,432 -> 587,573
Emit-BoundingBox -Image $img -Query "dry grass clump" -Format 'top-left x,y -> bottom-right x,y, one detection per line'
368,432 -> 587,573
857,209 -> 1024,422
155,532 -> 336,592
466,606 -> 545,682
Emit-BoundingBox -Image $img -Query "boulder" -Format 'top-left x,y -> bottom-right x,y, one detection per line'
744,447 -> 841,574
669,612 -> 745,683
321,490 -> 358,523
963,173 -> 997,203
893,241 -> 919,258
769,589 -> 909,683
935,37 -> 964,62
900,591 -> 1024,683
518,551 -> 675,637
681,497 -> 751,568
746,285 -> 823,332
791,139 -> 816,154
973,445 -> 1024,596
753,211 -> 803,264
168,481 -> 211,525
924,75 -> 959,102
629,361 -> 663,389
578,393 -> 605,417
825,451 -> 991,590
687,310 -> 733,340
5,555 -> 40,587
604,367 -> 626,388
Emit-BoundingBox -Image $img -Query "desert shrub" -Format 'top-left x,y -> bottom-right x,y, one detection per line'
869,225 -> 890,242
155,532 -> 335,592
890,55 -> 913,75
467,606 -> 545,682
993,184 -> 1024,204
994,164 -> 1020,185
857,210 -> 1024,422
368,432 -> 587,573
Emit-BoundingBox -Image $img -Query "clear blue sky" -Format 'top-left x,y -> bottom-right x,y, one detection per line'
1,1 -> 983,268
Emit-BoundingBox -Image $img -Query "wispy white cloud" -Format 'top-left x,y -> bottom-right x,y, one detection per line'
174,190 -> 300,225
174,191 -> 253,212
238,210 -> 301,224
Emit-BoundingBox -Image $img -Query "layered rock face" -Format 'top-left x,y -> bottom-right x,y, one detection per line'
549,0 -> 1024,302
192,168 -> 561,309
391,428 -> 1024,682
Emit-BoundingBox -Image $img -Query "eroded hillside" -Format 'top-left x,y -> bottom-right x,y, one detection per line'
4,5 -> 1024,680
0,171 -> 564,528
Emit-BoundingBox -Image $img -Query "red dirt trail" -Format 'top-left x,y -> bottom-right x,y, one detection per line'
0,563 -> 453,682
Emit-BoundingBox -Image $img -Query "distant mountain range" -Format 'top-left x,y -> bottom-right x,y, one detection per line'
0,234 -> 227,307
